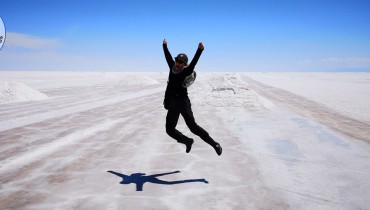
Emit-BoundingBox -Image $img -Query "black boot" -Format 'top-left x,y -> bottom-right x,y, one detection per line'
185,138 -> 194,153
201,135 -> 222,156
213,142 -> 222,156
178,138 -> 194,153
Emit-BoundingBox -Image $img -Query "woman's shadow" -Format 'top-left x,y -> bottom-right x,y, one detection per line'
107,170 -> 208,191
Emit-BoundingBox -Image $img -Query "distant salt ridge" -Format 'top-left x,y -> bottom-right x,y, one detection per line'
118,73 -> 160,85
0,80 -> 49,104
190,73 -> 274,109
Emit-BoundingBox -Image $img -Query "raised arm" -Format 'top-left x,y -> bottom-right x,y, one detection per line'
150,170 -> 180,178
107,170 -> 128,179
163,39 -> 175,69
188,42 -> 204,70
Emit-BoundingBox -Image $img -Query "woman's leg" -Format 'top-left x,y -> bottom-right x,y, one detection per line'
166,109 -> 193,153
181,103 -> 222,155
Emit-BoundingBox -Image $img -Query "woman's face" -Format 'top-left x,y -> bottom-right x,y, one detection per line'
175,61 -> 185,71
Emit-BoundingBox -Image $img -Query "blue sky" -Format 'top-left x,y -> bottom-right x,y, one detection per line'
0,0 -> 370,71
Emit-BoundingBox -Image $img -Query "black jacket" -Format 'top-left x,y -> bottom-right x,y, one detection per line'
163,43 -> 203,99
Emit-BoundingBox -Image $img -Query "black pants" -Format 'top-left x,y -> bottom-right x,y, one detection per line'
165,97 -> 216,146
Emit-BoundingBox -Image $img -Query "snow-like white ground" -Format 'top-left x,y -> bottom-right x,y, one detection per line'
0,71 -> 369,210
245,72 -> 370,123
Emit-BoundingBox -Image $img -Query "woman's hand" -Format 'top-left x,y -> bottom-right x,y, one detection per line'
198,42 -> 204,50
